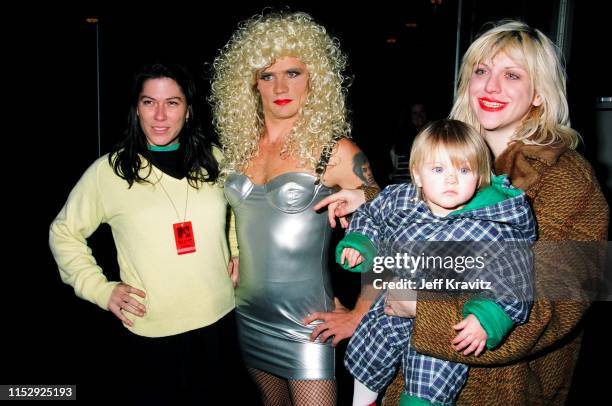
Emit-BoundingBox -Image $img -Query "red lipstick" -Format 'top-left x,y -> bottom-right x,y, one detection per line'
274,99 -> 292,106
478,97 -> 507,112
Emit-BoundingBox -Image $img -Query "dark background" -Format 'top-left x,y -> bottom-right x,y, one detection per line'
7,1 -> 611,404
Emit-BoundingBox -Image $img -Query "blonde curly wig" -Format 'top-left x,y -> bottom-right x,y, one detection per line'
210,11 -> 351,176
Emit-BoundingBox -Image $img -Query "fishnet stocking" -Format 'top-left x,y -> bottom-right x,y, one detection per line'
248,368 -> 337,406
288,379 -> 337,406
248,367 -> 291,406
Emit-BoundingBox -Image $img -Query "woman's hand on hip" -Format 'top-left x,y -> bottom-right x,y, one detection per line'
303,298 -> 363,347
227,256 -> 240,288
107,283 -> 146,327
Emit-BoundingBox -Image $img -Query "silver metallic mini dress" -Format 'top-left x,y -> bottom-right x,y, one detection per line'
224,172 -> 335,380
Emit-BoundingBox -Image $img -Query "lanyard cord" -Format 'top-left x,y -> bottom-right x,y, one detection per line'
153,169 -> 189,222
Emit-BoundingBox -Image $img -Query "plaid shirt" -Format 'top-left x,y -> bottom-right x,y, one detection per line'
344,179 -> 536,404
349,178 -> 536,323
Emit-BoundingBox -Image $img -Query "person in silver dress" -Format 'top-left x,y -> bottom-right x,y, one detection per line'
210,11 -> 378,406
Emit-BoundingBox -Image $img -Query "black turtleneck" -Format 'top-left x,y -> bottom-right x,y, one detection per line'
147,145 -> 187,180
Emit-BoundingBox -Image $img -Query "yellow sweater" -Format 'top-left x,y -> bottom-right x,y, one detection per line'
49,154 -> 236,337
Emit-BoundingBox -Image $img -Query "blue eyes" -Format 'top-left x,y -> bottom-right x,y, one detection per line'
432,167 -> 471,174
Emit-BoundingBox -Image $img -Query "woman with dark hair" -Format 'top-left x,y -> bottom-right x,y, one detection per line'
49,62 -> 240,403
110,62 -> 220,187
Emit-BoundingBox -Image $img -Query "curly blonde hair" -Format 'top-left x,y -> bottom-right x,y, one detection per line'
210,11 -> 351,176
450,20 -> 580,149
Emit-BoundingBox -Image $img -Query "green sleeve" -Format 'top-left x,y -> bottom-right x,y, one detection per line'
335,232 -> 378,273
462,297 -> 514,349
400,392 -> 445,406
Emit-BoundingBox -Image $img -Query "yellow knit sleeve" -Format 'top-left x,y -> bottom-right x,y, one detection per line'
228,208 -> 239,258
49,158 -> 119,310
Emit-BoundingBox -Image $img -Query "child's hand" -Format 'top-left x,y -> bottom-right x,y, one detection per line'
451,314 -> 487,356
383,288 -> 417,318
340,247 -> 364,268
